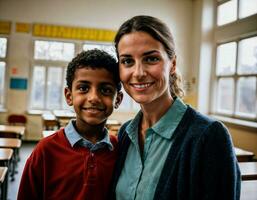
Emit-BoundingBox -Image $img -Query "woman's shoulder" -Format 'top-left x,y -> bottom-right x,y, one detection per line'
183,106 -> 229,138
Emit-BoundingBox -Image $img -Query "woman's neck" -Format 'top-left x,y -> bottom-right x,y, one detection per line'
137,95 -> 174,155
140,95 -> 174,129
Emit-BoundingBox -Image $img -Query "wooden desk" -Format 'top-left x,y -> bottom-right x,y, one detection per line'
234,147 -> 255,162
0,148 -> 13,166
53,110 -> 75,127
239,162 -> 257,180
42,130 -> 55,138
106,119 -> 121,135
42,113 -> 59,130
0,138 -> 21,181
241,180 -> 257,200
0,125 -> 25,139
0,167 -> 8,200
0,138 -> 21,149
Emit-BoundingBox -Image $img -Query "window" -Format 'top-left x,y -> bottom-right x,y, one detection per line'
217,0 -> 257,26
0,37 -> 7,109
83,42 -> 116,59
239,0 -> 257,19
30,40 -> 75,110
215,36 -> 257,120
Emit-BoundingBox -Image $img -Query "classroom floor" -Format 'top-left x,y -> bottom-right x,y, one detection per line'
7,142 -> 36,200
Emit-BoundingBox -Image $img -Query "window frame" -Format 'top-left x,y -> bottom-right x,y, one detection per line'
212,0 -> 257,124
29,39 -> 76,111
0,36 -> 9,110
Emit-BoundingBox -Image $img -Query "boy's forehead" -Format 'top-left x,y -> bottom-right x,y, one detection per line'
74,67 -> 115,84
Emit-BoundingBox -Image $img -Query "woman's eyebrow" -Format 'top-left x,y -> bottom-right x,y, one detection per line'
120,50 -> 159,58
142,50 -> 159,56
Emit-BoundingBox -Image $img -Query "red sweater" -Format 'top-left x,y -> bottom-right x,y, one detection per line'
18,129 -> 118,200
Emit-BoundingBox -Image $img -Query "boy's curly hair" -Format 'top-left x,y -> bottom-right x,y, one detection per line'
66,49 -> 121,91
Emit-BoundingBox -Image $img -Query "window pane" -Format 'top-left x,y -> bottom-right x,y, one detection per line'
217,0 -> 237,26
31,66 -> 46,109
0,38 -> 7,58
0,62 -> 6,106
236,77 -> 256,117
83,43 -> 117,60
239,0 -> 257,18
217,78 -> 234,114
216,42 -> 237,75
34,40 -> 75,61
46,67 -> 63,110
238,36 -> 257,74
62,68 -> 70,109
118,88 -> 133,111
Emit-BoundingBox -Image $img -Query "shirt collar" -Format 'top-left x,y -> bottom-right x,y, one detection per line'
64,120 -> 114,151
126,97 -> 187,140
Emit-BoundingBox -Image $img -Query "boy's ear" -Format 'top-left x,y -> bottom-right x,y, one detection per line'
64,87 -> 73,106
114,91 -> 123,109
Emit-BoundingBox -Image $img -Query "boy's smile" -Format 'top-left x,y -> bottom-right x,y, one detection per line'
65,66 -> 122,135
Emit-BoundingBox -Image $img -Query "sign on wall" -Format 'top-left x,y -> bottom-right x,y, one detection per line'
10,78 -> 28,90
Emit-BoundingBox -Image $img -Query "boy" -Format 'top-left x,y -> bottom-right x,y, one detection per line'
18,49 -> 123,200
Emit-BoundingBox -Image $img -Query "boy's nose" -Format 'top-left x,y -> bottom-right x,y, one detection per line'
88,89 -> 101,103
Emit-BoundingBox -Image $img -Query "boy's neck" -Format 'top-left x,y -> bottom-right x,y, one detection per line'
72,120 -> 106,144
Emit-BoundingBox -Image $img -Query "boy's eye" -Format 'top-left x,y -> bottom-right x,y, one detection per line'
120,58 -> 134,66
144,56 -> 160,63
100,86 -> 115,96
78,85 -> 89,92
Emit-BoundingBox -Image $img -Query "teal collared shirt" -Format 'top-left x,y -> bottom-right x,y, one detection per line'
116,98 -> 187,200
64,120 -> 113,151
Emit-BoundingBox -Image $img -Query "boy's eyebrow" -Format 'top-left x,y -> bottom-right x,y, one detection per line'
76,80 -> 115,87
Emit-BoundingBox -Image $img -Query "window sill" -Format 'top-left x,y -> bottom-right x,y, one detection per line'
27,110 -> 44,115
0,108 -> 7,113
210,115 -> 257,132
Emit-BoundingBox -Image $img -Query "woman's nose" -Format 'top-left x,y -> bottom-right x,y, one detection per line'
133,62 -> 146,79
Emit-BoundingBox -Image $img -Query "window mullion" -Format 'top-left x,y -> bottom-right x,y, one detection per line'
44,66 -> 48,110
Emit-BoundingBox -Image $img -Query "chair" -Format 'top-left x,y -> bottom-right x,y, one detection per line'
7,114 -> 27,126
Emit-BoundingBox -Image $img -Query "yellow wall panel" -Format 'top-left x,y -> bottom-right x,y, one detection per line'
16,23 -> 31,33
32,23 -> 116,42
0,21 -> 11,34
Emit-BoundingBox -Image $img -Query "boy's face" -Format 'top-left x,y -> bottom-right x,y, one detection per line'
65,66 -> 122,128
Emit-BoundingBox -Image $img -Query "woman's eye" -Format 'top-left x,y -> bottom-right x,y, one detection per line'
120,58 -> 134,66
144,56 -> 160,63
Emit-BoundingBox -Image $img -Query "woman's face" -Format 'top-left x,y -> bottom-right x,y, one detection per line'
117,31 -> 176,106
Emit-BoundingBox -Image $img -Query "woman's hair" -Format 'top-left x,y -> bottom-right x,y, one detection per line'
115,15 -> 184,98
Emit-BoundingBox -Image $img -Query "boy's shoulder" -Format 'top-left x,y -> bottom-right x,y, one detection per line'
35,128 -> 67,150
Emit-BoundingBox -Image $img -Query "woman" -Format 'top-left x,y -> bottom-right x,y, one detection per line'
110,15 -> 240,200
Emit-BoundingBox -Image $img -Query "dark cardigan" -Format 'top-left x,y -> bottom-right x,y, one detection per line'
109,106 -> 241,200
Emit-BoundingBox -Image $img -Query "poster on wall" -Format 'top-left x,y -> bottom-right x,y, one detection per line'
10,78 -> 27,90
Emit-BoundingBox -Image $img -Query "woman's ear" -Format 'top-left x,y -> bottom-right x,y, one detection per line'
64,87 -> 73,106
114,91 -> 123,109
170,56 -> 177,75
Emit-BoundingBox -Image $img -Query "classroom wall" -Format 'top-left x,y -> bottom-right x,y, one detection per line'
0,0 -> 197,140
0,0 -> 256,158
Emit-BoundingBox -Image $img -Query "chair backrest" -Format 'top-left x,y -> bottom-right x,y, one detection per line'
7,114 -> 27,125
